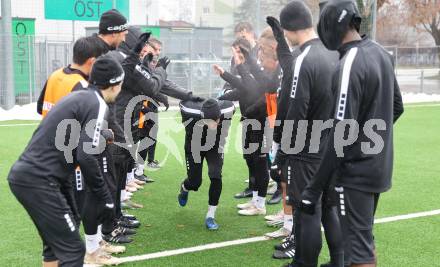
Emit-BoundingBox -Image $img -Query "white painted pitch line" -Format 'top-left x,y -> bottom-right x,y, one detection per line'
112,209 -> 440,264
0,123 -> 40,127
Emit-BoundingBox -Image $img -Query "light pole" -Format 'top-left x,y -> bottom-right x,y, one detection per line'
1,0 -> 15,109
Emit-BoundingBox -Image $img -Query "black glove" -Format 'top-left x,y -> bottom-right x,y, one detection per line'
274,149 -> 287,169
269,163 -> 282,183
266,16 -> 285,43
101,129 -> 114,143
156,94 -> 169,111
190,94 -> 205,102
101,202 -> 116,223
299,188 -> 322,215
133,32 -> 151,54
141,105 -> 152,114
157,56 -> 171,70
142,52 -> 154,67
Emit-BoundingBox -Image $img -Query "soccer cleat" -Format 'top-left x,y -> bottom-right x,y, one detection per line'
114,226 -> 136,236
238,206 -> 266,216
267,188 -> 282,205
103,231 -> 132,244
267,183 -> 277,195
128,181 -> 143,190
205,217 -> 219,230
99,240 -> 126,254
273,246 -> 296,259
147,160 -> 161,169
122,213 -> 137,221
122,200 -> 143,209
234,188 -> 253,199
133,178 -> 146,185
266,218 -> 283,228
236,201 -> 254,210
125,185 -> 137,193
274,235 -> 295,251
84,248 -> 122,265
118,217 -> 140,229
265,227 -> 291,239
135,174 -> 155,183
178,183 -> 189,207
264,210 -> 284,221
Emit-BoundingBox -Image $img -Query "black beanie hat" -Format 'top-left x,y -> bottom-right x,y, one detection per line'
280,1 -> 313,31
99,9 -> 128,34
124,26 -> 142,50
201,98 -> 221,120
89,55 -> 125,88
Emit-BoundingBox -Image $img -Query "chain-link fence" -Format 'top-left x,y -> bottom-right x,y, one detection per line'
0,35 -> 231,108
1,33 -> 439,109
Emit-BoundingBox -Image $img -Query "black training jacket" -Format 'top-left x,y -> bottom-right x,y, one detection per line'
308,37 -> 404,194
180,100 -> 235,151
281,38 -> 339,160
8,86 -> 113,204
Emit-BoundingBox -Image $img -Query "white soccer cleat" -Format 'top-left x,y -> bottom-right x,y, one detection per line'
264,210 -> 284,221
264,227 -> 291,239
238,206 -> 266,216
236,201 -> 254,210
100,240 -> 126,254
84,248 -> 122,266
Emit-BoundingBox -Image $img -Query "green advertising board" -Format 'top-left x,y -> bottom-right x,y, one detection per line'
12,18 -> 35,95
141,26 -> 161,38
44,0 -> 129,21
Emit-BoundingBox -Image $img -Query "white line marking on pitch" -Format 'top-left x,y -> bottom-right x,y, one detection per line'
0,123 -> 40,127
105,209 -> 440,265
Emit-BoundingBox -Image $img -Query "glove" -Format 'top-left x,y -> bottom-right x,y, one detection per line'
157,56 -> 171,70
299,188 -> 322,215
133,32 -> 151,54
101,129 -> 114,144
266,16 -> 285,43
190,94 -> 205,102
273,149 -> 287,168
142,52 -> 154,67
269,163 -> 281,183
101,202 -> 116,223
156,94 -> 169,111
141,104 -> 152,114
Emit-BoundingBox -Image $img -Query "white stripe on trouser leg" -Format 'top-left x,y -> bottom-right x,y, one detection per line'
75,169 -> 83,191
335,187 -> 346,216
64,214 -> 76,232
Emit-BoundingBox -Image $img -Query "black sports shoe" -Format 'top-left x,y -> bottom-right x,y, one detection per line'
274,235 -> 294,251
118,217 -> 140,229
103,231 -> 133,244
114,226 -> 136,235
267,188 -> 282,205
122,213 -> 137,221
135,174 -> 155,183
273,245 -> 295,259
234,187 -> 252,199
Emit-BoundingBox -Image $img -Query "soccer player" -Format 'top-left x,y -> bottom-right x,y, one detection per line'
301,1 -> 404,266
267,1 -> 340,266
93,9 -> 128,53
177,98 -> 235,230
229,22 -> 260,200
8,56 -> 124,267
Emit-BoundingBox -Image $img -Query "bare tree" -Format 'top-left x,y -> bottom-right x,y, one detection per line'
403,0 -> 440,67
376,1 -> 409,45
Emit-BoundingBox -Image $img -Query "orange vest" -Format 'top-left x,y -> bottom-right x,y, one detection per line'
265,93 -> 278,128
139,100 -> 149,128
42,68 -> 86,117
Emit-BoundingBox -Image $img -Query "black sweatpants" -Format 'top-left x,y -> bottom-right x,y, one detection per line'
9,182 -> 85,266
242,124 -> 269,198
336,186 -> 380,266
284,158 -> 322,267
110,144 -> 130,219
322,185 -> 344,267
183,149 -> 223,206
81,192 -> 114,235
